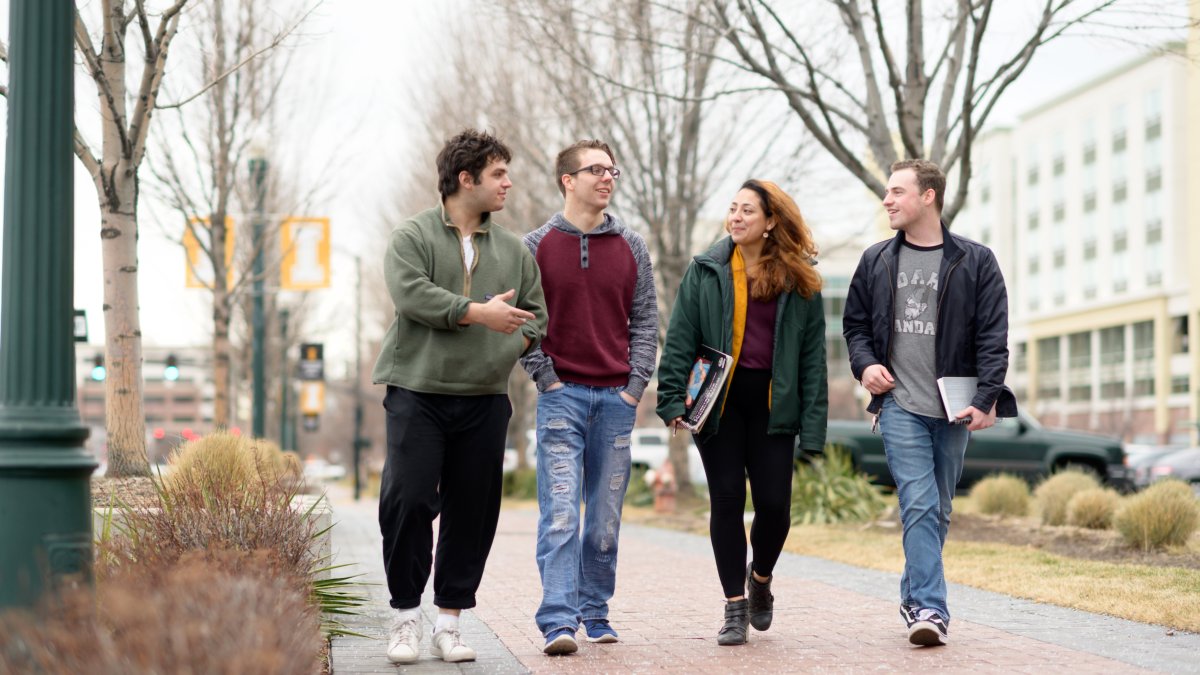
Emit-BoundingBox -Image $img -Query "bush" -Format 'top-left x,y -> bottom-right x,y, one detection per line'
0,551 -> 321,674
791,446 -> 886,525
502,467 -> 538,500
1114,480 -> 1200,551
98,433 -> 367,638
625,465 -> 654,507
1066,487 -> 1121,530
969,473 -> 1031,517
165,432 -> 301,495
1034,469 -> 1101,526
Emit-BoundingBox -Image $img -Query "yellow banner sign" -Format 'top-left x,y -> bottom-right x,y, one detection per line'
183,217 -> 235,289
299,381 -> 325,415
281,217 -> 331,290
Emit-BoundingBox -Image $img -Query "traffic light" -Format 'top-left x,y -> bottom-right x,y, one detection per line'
164,354 -> 179,381
90,354 -> 105,381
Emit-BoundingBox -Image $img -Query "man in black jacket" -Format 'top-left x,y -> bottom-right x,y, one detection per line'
843,159 -> 1016,647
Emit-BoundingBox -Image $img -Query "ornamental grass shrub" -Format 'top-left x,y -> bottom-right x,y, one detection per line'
1066,487 -> 1122,530
1114,479 -> 1200,551
969,473 -> 1031,517
0,550 -> 321,675
97,432 -> 367,638
1034,469 -> 1101,526
791,445 -> 886,525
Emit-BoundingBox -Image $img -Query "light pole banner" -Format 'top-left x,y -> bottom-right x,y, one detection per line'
183,217 -> 235,289
281,217 -> 331,290
299,381 -> 325,415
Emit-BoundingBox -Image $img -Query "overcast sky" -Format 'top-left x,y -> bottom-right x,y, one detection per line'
0,0 -> 1189,374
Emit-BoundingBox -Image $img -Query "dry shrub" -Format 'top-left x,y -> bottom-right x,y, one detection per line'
1114,480 -> 1200,551
0,550 -> 320,675
165,432 -> 301,494
98,433 -> 317,584
1034,469 -> 1101,526
969,473 -> 1030,517
1066,487 -> 1121,529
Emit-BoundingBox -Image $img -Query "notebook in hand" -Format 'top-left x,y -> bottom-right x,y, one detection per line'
937,376 -> 978,424
680,345 -> 732,432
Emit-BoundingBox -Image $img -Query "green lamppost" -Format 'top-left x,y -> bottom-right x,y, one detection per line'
279,307 -> 290,451
0,0 -> 97,608
249,144 -> 268,439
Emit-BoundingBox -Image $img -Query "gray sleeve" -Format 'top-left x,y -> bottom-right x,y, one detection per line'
518,226 -> 560,391
622,229 -> 659,400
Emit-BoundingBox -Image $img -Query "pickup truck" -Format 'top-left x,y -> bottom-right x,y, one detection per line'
808,411 -> 1133,491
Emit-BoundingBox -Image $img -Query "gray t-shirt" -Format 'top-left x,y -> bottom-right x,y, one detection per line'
890,242 -> 943,418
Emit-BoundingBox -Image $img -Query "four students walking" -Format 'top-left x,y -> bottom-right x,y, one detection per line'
372,131 -> 1011,663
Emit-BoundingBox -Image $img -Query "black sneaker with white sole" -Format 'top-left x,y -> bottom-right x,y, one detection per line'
907,608 -> 948,646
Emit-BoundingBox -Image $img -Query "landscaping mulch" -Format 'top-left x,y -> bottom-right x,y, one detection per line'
91,476 -> 162,511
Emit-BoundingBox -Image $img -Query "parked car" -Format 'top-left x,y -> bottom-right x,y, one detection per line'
1125,444 -> 1186,489
1142,447 -> 1200,494
810,410 -> 1133,491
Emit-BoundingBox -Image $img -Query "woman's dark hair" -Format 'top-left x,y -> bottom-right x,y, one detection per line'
436,129 -> 512,199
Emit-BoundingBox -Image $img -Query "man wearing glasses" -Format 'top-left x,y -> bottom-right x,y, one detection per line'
520,140 -> 658,655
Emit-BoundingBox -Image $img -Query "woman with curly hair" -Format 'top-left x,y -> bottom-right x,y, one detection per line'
657,179 -> 828,646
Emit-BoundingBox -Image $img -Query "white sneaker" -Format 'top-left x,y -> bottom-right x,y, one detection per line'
387,613 -> 422,664
431,627 -> 477,663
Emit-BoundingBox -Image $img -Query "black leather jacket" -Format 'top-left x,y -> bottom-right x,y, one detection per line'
842,224 -> 1018,417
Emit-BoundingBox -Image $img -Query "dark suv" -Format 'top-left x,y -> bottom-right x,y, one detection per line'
808,411 -> 1133,491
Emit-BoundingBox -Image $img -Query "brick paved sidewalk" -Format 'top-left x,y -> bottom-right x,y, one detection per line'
328,488 -> 1200,673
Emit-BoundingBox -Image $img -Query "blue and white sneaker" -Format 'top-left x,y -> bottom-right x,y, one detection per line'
543,627 -> 579,655
584,619 -> 619,643
907,608 -> 949,646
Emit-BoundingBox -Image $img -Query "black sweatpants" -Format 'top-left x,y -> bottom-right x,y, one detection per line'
696,367 -> 796,599
379,385 -> 511,610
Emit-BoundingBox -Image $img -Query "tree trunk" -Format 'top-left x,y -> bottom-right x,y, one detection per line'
667,432 -> 695,499
101,204 -> 149,477
212,291 -> 232,427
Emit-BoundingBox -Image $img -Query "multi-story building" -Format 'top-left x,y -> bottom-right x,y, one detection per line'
77,345 -> 216,464
957,44 -> 1197,444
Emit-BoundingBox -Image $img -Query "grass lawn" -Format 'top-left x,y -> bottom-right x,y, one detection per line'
781,523 -> 1200,633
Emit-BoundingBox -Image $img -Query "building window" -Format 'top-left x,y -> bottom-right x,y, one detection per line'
1037,337 -> 1060,399
1144,89 -> 1162,140
1112,103 -> 1128,153
1173,315 -> 1189,354
1171,375 -> 1190,394
1014,342 -> 1028,372
1053,203 -> 1065,222
1099,325 -> 1125,399
1133,321 -> 1154,362
1029,258 -> 1040,275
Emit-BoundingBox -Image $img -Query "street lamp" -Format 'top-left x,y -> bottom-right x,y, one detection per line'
248,137 -> 268,439
0,0 -> 96,608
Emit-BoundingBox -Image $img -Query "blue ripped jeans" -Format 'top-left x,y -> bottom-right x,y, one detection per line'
534,383 -> 636,636
879,394 -> 970,622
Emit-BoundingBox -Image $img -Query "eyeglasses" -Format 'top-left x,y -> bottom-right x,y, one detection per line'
567,164 -> 621,180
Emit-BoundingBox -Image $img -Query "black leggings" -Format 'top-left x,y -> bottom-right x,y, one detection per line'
696,367 -> 796,599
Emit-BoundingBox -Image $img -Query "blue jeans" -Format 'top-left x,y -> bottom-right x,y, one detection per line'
534,383 -> 636,635
879,395 -> 970,622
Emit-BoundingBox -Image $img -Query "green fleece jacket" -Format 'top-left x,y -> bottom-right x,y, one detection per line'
656,237 -> 828,451
371,206 -> 547,395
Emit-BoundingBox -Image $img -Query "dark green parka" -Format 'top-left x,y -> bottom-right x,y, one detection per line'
656,237 -> 828,452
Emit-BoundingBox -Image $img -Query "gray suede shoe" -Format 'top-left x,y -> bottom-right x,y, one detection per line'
717,599 -> 749,645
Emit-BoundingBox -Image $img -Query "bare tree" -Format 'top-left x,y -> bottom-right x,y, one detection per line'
710,0 -> 1193,222
65,1 -> 194,476
145,0 -> 311,430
